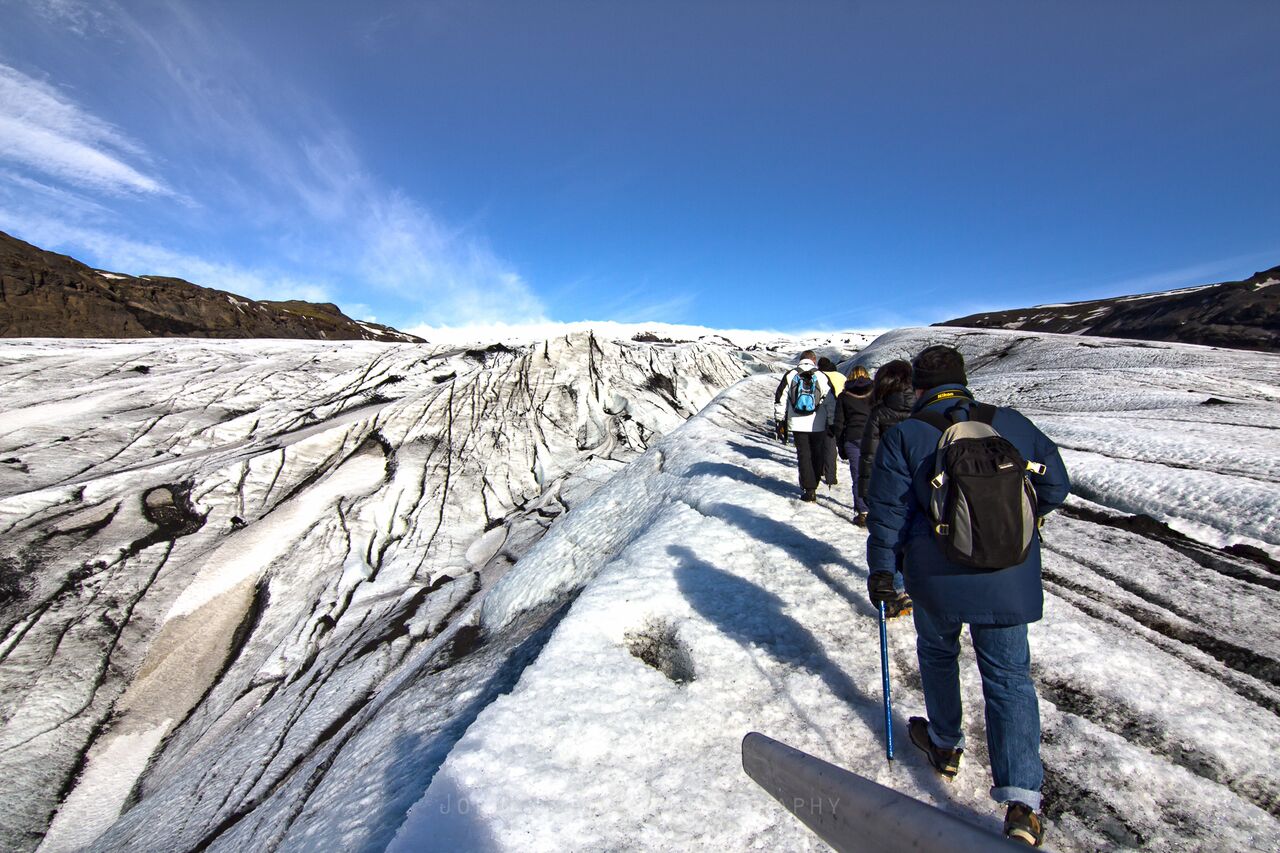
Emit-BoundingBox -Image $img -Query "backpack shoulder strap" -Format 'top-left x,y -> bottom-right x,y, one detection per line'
911,409 -> 951,432
969,402 -> 998,425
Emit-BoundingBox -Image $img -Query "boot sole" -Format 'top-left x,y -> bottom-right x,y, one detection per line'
1005,826 -> 1043,846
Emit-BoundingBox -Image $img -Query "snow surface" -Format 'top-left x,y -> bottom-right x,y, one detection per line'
853,328 -> 1280,557
0,332 -> 784,852
1032,281 -> 1221,310
2,327 -> 1277,853
39,721 -> 170,853
392,328 -> 1280,852
1115,283 -> 1219,302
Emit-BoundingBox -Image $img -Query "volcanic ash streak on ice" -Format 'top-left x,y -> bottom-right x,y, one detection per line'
39,440 -> 389,849
164,443 -> 389,620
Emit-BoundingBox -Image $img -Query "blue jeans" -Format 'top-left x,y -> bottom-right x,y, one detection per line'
843,441 -> 868,513
912,605 -> 1043,809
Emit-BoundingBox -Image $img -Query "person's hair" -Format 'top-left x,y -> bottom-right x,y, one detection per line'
846,365 -> 870,381
800,350 -> 818,362
817,356 -> 837,371
872,359 -> 913,402
911,345 -> 967,389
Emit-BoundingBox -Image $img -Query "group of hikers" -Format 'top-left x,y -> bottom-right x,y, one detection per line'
772,345 -> 1071,848
773,352 -> 914,523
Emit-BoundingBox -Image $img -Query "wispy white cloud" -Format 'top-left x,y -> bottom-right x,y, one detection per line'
1084,252 -> 1280,299
357,191 -> 547,325
0,213 -> 333,303
0,167 -> 111,217
0,63 -> 169,195
344,303 -> 377,323
540,276 -> 696,326
23,0 -> 111,37
1,1 -> 547,328
607,292 -> 696,325
862,250 -> 1280,327
818,300 -> 939,331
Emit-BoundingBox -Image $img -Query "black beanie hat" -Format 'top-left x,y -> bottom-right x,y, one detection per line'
911,345 -> 967,390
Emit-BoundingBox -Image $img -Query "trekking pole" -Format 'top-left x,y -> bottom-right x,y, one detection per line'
879,601 -> 894,764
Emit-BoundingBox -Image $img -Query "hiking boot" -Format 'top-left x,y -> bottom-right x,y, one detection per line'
800,489 -> 817,502
853,512 -> 868,527
1004,802 -> 1044,846
907,717 -> 962,780
884,591 -> 912,619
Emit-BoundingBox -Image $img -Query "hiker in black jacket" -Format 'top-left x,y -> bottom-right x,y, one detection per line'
857,359 -> 914,511
831,365 -> 874,524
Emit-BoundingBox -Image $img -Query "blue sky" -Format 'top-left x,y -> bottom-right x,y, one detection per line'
0,1 -> 1277,334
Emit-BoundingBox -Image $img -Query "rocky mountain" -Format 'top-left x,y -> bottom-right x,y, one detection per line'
0,230 -> 422,342
937,265 -> 1280,351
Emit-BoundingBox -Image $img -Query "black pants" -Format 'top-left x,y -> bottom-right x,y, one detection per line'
824,433 -> 839,485
792,430 -> 828,492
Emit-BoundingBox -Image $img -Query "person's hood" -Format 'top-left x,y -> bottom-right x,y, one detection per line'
797,358 -> 818,372
884,388 -> 916,412
845,376 -> 873,395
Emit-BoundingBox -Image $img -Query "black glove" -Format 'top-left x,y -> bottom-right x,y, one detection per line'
774,421 -> 788,442
826,425 -> 836,439
838,443 -> 848,460
867,572 -> 897,608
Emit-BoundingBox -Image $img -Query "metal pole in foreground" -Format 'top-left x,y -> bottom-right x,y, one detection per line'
742,732 -> 1029,853
878,601 -> 893,763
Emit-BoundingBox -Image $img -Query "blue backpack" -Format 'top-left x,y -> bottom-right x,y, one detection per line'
790,371 -> 821,414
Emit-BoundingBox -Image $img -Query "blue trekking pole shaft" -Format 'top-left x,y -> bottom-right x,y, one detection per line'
879,601 -> 894,762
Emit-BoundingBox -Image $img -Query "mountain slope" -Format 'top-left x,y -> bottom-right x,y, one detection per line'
938,266 -> 1280,352
0,230 -> 421,342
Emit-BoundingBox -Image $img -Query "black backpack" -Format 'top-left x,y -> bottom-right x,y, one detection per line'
913,402 -> 1046,570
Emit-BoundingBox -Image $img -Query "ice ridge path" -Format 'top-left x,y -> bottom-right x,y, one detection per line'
0,333 -> 773,853
395,332 -> 1280,853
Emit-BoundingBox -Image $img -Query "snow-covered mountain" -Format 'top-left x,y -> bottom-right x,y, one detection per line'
938,265 -> 1280,352
2,326 -> 1277,852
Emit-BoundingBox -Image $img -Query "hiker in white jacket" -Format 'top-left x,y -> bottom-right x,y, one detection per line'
773,351 -> 838,502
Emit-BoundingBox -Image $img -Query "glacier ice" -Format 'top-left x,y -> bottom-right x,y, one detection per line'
1,326 -> 1277,852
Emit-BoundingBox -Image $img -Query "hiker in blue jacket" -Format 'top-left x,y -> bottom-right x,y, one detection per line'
864,345 -> 1070,847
